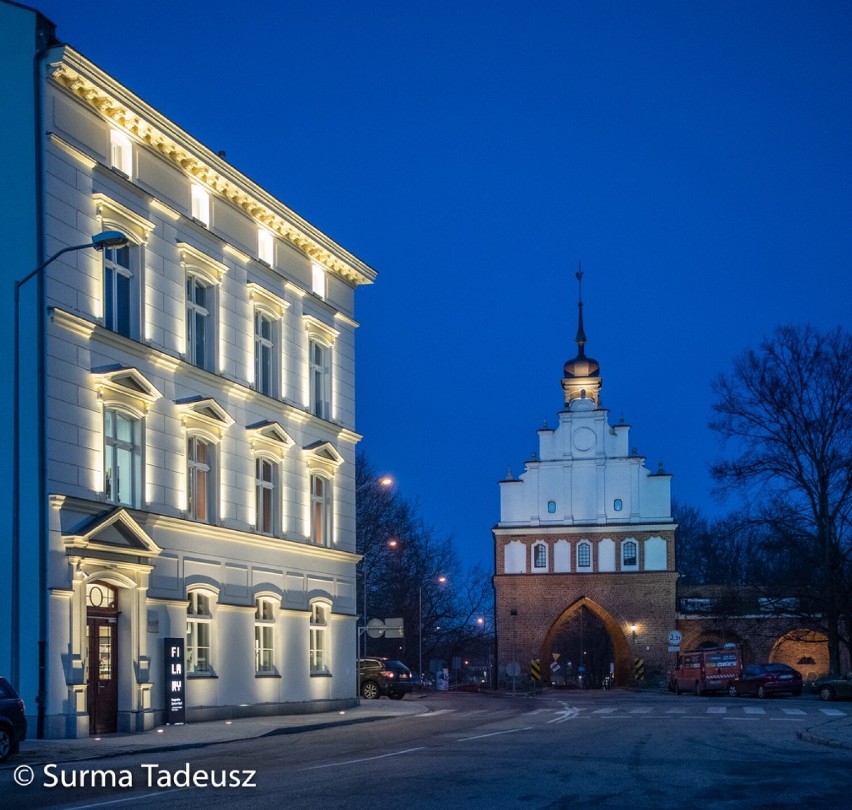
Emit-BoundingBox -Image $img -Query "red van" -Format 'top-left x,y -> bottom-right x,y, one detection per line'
669,644 -> 743,696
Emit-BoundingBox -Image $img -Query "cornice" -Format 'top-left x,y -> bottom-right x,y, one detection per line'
142,512 -> 362,565
493,522 -> 678,537
48,46 -> 377,289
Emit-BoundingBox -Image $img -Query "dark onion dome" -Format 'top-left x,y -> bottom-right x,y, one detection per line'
563,299 -> 600,378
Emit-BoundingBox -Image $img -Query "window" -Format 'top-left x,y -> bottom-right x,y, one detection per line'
103,243 -> 136,337
255,599 -> 275,673
622,540 -> 638,568
191,184 -> 210,227
533,542 -> 547,570
258,229 -> 274,265
256,457 -> 277,535
309,338 -> 331,419
311,263 -> 326,299
310,473 -> 331,546
254,310 -> 276,397
110,129 -> 132,177
187,435 -> 214,522
186,273 -> 214,370
547,500 -> 557,514
187,592 -> 212,673
577,542 -> 591,569
309,602 -> 330,674
104,408 -> 142,508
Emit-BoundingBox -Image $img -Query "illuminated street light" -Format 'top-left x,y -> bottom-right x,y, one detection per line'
419,575 -> 447,685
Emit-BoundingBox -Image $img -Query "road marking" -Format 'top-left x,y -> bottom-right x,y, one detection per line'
780,708 -> 806,715
458,726 -> 533,742
593,708 -> 618,714
706,706 -> 728,714
548,705 -> 581,723
666,707 -> 688,714
524,708 -> 551,716
418,709 -> 456,717
302,747 -> 425,770
819,708 -> 847,716
743,707 -> 766,714
630,708 -> 652,714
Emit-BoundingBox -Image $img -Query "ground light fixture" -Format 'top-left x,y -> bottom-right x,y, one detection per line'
12,230 -> 129,737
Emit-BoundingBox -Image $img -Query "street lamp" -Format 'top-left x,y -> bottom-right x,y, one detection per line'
418,575 -> 447,685
356,474 -> 394,662
11,230 -> 129,735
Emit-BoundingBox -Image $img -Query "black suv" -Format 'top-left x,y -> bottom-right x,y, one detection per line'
0,677 -> 27,763
359,658 -> 413,700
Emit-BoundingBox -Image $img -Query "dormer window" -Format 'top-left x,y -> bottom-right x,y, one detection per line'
191,184 -> 210,227
258,228 -> 274,265
311,263 -> 326,300
110,130 -> 133,177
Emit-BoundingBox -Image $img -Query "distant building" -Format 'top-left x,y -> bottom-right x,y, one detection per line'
2,1 -> 375,737
493,275 -> 678,685
492,276 -> 843,687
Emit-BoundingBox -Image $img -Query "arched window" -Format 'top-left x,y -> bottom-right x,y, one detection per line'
310,601 -> 331,674
186,590 -> 215,674
254,598 -> 276,674
622,539 -> 638,569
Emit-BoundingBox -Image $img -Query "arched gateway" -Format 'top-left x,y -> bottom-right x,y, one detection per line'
493,274 -> 678,686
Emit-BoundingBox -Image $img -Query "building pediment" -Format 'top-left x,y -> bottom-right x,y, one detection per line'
64,507 -> 162,558
303,440 -> 344,470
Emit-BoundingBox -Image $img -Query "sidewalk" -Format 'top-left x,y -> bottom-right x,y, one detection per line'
797,714 -> 852,751
3,697 -> 428,767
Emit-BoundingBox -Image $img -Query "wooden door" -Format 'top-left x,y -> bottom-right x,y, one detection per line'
87,616 -> 118,734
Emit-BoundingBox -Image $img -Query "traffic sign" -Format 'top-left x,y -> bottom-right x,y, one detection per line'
668,630 -> 682,646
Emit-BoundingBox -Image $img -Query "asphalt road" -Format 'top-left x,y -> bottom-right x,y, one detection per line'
9,690 -> 851,809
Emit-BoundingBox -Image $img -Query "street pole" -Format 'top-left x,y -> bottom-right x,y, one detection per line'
11,232 -> 128,734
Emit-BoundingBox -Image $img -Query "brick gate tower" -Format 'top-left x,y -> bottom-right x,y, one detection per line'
493,274 -> 678,686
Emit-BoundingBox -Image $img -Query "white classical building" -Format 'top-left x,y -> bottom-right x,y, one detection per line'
2,1 -> 375,737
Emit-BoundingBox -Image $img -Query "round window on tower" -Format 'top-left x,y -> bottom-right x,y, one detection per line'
614,498 -> 623,512
547,501 -> 557,514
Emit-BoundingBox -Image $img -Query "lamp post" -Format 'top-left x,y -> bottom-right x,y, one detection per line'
418,575 -> 446,685
354,474 -> 393,662
11,230 -> 128,735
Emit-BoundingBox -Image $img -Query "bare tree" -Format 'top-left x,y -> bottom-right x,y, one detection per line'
710,324 -> 852,673
356,452 -> 493,673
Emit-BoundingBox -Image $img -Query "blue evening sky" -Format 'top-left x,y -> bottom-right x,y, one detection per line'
29,1 -> 852,571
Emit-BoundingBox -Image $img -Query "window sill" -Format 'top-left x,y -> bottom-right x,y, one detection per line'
187,673 -> 218,679
310,671 -> 333,678
255,672 -> 281,679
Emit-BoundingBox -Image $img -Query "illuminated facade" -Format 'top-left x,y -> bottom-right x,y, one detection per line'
2,2 -> 375,737
493,278 -> 679,685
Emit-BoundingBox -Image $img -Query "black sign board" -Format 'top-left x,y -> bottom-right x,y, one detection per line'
164,638 -> 186,725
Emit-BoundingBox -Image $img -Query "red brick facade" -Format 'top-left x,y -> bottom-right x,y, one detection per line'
494,528 -> 678,684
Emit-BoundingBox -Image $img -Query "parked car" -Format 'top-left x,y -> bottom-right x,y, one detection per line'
358,658 -> 413,700
814,673 -> 852,702
669,644 -> 743,695
0,676 -> 27,763
727,663 -> 802,698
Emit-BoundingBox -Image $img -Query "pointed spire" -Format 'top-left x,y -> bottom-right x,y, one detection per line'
575,263 -> 587,356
